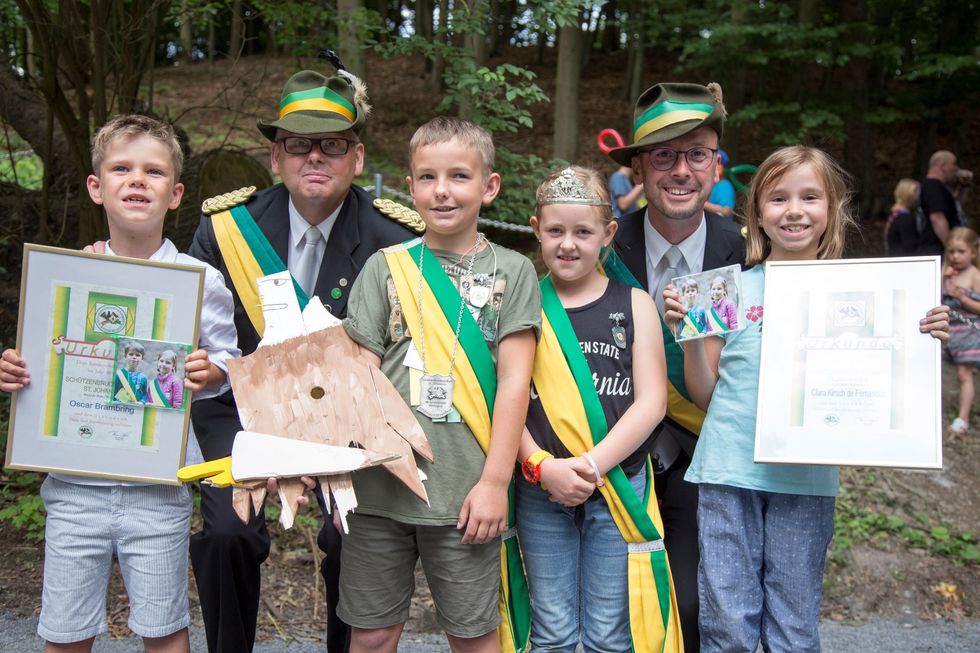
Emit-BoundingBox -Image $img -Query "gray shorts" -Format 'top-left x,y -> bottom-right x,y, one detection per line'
338,513 -> 501,638
38,476 -> 192,643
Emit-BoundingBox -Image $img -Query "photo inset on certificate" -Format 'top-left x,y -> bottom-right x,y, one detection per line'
671,264 -> 744,341
111,337 -> 192,411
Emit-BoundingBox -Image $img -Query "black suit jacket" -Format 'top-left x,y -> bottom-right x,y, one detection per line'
187,183 -> 418,455
189,183 -> 418,356
613,208 -> 746,458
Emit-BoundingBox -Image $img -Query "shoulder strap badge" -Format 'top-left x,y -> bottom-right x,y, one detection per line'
201,186 -> 257,215
373,198 -> 426,234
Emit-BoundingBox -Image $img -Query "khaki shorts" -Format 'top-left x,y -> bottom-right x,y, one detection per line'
338,513 -> 501,638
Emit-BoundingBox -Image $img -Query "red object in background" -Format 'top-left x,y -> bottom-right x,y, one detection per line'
597,128 -> 626,154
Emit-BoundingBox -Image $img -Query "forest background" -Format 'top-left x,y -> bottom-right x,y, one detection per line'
0,0 -> 978,643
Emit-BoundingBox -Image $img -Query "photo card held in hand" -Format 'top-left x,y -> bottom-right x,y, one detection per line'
111,336 -> 193,411
671,264 -> 745,342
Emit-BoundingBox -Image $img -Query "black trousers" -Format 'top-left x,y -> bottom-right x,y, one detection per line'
654,450 -> 700,653
190,393 -> 350,653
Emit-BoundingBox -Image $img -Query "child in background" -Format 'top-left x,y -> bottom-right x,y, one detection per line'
151,349 -> 184,409
0,115 -> 238,653
518,166 -> 679,651
114,341 -> 149,403
609,165 -> 644,218
884,178 -> 920,256
664,145 -> 949,653
704,149 -> 736,218
942,226 -> 980,435
707,276 -> 738,331
678,279 -> 707,338
340,116 -> 540,652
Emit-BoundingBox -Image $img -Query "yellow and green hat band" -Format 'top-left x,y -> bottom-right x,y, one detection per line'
279,87 -> 356,123
633,100 -> 714,144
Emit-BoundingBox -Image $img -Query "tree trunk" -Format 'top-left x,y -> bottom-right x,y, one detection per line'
337,0 -> 367,80
841,0 -> 874,221
207,15 -> 215,63
623,0 -> 644,104
229,0 -> 243,60
553,24 -> 581,161
426,0 -> 448,93
416,0 -> 433,74
600,0 -> 620,53
721,0 -> 751,161
179,3 -> 193,64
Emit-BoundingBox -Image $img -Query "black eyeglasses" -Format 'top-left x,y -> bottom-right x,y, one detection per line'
642,147 -> 717,172
277,136 -> 355,156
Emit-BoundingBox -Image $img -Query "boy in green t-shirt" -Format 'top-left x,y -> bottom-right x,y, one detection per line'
340,116 -> 540,652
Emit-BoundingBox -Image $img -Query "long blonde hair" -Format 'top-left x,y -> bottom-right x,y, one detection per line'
744,146 -> 856,265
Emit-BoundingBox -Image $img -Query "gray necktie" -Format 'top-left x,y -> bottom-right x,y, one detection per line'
654,245 -> 683,315
295,226 -> 322,297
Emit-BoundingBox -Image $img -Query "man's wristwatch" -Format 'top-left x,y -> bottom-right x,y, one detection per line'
522,450 -> 554,485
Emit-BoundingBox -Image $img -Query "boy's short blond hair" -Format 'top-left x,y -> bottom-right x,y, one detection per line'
408,116 -> 494,178
91,115 -> 184,181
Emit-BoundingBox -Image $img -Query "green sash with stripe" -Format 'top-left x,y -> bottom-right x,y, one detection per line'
114,369 -> 142,403
383,238 -> 531,653
534,277 -> 683,652
707,306 -> 731,333
147,378 -> 174,409
599,248 -> 705,435
210,204 -> 309,337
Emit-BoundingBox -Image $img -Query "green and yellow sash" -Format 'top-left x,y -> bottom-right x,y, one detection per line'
210,204 -> 309,337
706,307 -> 730,333
147,378 -> 174,409
599,248 -> 705,435
534,277 -> 683,652
115,369 -> 141,403
383,238 -> 531,653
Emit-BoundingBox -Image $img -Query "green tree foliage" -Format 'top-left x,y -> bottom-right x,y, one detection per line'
375,4 -> 553,226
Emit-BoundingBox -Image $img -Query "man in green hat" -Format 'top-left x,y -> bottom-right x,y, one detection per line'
188,68 -> 422,653
607,82 -> 745,652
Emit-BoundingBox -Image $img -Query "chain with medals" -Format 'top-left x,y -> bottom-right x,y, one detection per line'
415,233 -> 485,419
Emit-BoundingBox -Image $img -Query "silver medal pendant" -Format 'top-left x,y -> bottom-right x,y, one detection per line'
418,373 -> 455,419
468,285 -> 491,308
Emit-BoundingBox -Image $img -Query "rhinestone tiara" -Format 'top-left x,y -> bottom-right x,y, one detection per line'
536,167 -> 610,206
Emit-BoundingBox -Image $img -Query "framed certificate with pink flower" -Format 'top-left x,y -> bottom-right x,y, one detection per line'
754,256 -> 942,469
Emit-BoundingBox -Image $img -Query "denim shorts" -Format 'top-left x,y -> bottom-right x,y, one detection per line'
515,468 -> 646,653
38,476 -> 192,643
338,512 -> 500,638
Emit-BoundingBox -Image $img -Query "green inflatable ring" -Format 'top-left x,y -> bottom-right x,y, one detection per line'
727,163 -> 758,194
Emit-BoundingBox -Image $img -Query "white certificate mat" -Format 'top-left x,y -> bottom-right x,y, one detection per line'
5,245 -> 204,484
755,256 -> 942,469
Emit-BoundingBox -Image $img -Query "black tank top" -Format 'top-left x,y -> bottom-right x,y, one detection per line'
527,279 -> 645,475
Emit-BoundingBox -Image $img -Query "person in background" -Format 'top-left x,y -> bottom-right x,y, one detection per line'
884,178 -> 920,256
705,149 -> 736,218
610,164 -> 644,219
917,150 -> 972,255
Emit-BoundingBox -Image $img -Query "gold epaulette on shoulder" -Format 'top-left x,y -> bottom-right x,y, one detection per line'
201,186 -> 257,215
373,198 -> 426,233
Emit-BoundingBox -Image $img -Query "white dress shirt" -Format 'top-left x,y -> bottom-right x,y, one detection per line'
286,198 -> 342,282
643,210 -> 708,296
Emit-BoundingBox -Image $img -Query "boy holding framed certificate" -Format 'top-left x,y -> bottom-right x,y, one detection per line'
1,115 -> 239,652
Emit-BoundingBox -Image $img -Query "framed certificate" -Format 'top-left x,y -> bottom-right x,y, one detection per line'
755,256 -> 942,469
5,245 -> 204,484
